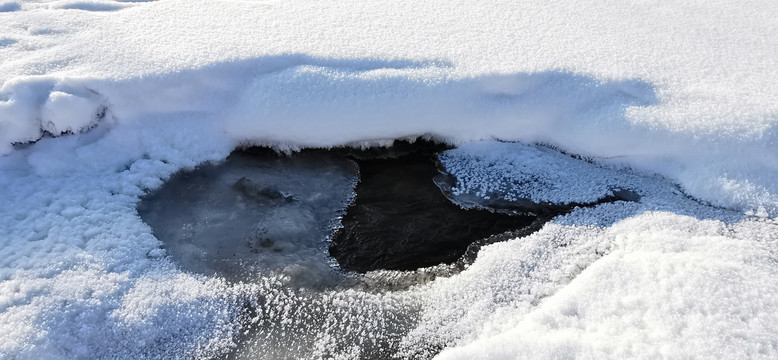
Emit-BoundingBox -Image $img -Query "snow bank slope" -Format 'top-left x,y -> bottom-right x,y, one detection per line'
399,142 -> 778,360
433,213 -> 778,360
1,0 -> 776,213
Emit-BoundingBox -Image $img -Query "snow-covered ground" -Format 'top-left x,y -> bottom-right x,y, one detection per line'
1,0 -> 777,358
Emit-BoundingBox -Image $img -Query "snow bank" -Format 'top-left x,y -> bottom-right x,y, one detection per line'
0,115 -> 241,358
1,0 -> 777,358
396,142 -> 778,359
1,0 -> 776,214
433,214 -> 778,359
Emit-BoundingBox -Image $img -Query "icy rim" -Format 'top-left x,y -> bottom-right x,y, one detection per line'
1,0 -> 778,359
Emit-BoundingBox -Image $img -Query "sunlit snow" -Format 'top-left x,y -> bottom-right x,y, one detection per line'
1,0 -> 777,359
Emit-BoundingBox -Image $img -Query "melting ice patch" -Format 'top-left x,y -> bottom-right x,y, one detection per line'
137,149 -> 358,285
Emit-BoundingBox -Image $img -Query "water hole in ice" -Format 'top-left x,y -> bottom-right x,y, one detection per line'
136,147 -> 357,287
137,139 -> 639,358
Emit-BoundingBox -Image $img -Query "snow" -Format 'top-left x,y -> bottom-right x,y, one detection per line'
439,141 -> 634,205
433,214 -> 778,359
400,143 -> 778,359
40,89 -> 104,134
1,0 -> 777,358
2,0 -> 776,213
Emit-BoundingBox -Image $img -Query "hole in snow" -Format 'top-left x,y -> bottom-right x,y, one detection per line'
137,138 -> 642,359
138,139 -> 544,281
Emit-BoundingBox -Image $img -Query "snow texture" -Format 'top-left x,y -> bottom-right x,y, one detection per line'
403,142 -> 778,359
1,0 -> 777,359
439,141 -> 632,205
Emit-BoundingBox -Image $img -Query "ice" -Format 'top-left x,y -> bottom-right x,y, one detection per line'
137,149 -> 358,285
438,141 -> 639,207
229,281 -> 422,360
1,0 -> 777,358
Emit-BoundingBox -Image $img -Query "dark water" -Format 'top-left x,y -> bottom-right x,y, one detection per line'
330,149 -> 535,272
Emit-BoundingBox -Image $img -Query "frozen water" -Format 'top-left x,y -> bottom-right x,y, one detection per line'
228,281 -> 423,360
138,149 -> 358,286
438,141 -> 641,211
136,142 -> 543,359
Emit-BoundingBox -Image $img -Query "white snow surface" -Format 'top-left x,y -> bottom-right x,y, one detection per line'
439,142 -> 632,205
1,0 -> 777,359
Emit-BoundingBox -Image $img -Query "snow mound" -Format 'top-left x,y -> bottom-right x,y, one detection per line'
434,214 -> 778,360
1,0 -> 776,214
394,143 -> 777,359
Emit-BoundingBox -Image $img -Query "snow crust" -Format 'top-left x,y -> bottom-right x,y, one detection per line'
1,0 -> 777,358
439,142 -> 631,205
433,213 -> 778,359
